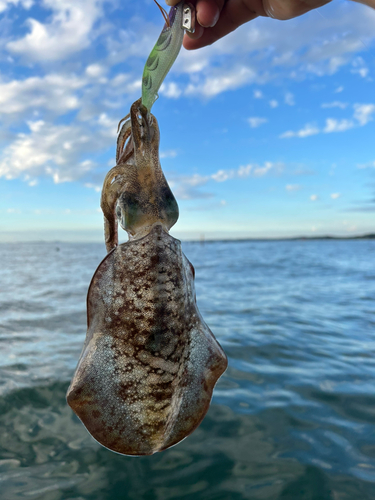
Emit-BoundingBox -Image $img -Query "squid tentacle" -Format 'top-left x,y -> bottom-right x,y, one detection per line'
100,165 -> 127,252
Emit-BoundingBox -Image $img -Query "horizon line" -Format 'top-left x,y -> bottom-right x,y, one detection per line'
0,232 -> 374,244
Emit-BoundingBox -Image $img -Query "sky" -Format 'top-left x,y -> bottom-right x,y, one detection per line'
0,0 -> 374,242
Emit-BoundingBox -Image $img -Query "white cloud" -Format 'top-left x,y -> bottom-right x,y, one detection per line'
159,82 -> 182,99
248,117 -> 268,128
335,86 -> 344,93
353,67 -> 369,78
0,0 -> 374,197
7,0 -> 104,62
211,170 -> 231,182
170,173 -> 211,200
185,65 -> 256,97
321,101 -> 348,109
85,64 -> 107,78
241,6 -> 373,80
324,118 -> 354,133
351,56 -> 369,78
310,194 -> 318,201
330,193 -> 341,199
0,0 -> 33,12
0,74 -> 85,115
109,73 -> 141,94
302,36 -> 362,76
252,162 -> 277,177
286,184 -> 301,192
0,120 -> 109,182
329,56 -> 347,74
5,0 -> 374,105
177,49 -> 211,74
237,165 -> 252,177
87,1 -> 375,106
27,119 -> 45,132
280,124 -> 319,139
171,162 -> 283,200
160,150 -> 178,159
84,182 -> 101,192
104,17 -> 168,74
97,113 -> 117,131
184,173 -> 209,187
353,104 -> 375,126
357,161 -> 375,169
281,103 -> 375,138
216,161 -> 281,180
285,92 -> 295,106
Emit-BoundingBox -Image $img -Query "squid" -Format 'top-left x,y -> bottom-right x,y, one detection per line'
66,98 -> 228,455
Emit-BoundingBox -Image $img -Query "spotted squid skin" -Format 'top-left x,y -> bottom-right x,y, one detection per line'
67,224 -> 228,456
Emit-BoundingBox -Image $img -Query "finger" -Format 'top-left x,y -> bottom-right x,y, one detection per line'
186,22 -> 205,39
183,0 -> 261,50
195,0 -> 222,27
166,0 -> 224,28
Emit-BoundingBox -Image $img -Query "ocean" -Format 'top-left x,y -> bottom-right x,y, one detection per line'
0,238 -> 374,500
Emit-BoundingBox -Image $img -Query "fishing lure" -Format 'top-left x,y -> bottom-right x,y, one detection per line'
66,99 -> 227,455
142,0 -> 195,112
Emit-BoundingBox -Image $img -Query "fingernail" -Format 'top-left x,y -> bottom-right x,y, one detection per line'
186,24 -> 204,39
186,30 -> 201,39
210,9 -> 220,28
197,7 -> 220,28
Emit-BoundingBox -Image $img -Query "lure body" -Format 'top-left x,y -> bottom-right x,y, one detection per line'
67,100 -> 227,455
142,1 -> 185,112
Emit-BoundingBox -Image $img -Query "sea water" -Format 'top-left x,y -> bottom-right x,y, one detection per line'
0,239 -> 374,500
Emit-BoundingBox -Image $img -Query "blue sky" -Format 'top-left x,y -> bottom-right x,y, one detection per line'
0,0 -> 374,241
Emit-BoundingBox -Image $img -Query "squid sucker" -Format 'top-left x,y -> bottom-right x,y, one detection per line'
66,99 -> 227,456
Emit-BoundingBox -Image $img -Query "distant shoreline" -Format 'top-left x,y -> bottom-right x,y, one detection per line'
187,234 -> 375,243
1,233 -> 374,244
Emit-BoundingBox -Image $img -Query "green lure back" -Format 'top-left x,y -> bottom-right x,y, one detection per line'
142,2 -> 184,112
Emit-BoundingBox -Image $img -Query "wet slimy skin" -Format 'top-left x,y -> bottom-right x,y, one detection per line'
66,100 -> 227,456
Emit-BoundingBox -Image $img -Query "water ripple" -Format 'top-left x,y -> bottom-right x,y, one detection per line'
0,239 -> 375,499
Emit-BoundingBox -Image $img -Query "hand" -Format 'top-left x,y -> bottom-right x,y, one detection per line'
165,0 -> 375,50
